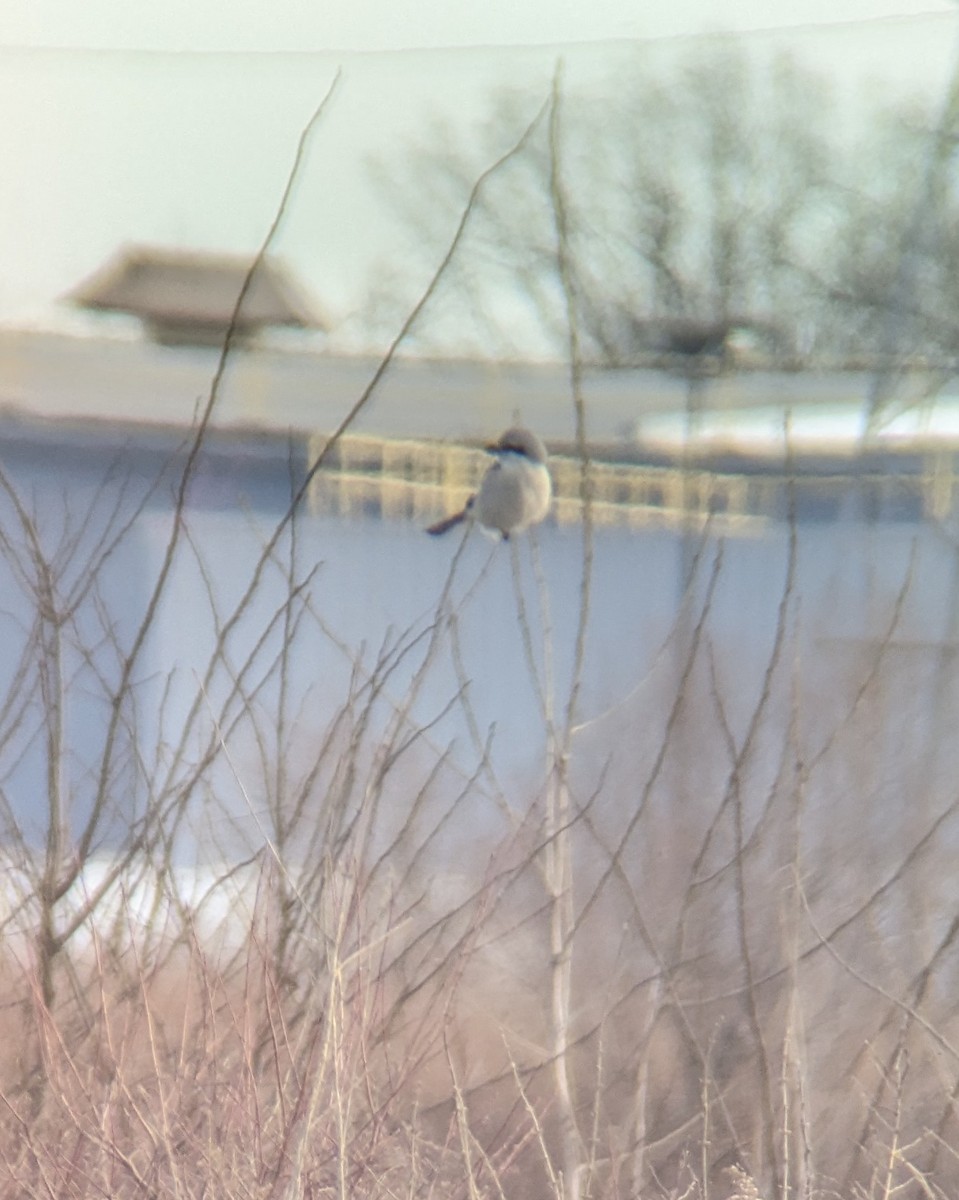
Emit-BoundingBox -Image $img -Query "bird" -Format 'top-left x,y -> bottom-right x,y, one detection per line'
426,426 -> 552,541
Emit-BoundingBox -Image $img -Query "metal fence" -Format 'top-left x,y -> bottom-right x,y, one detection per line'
306,433 -> 957,531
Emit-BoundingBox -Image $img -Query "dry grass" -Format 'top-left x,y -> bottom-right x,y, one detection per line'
1,692 -> 958,1200
4,69 -> 959,1200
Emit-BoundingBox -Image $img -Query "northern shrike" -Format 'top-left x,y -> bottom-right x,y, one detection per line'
426,426 -> 552,541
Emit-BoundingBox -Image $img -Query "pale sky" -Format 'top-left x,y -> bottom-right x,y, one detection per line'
0,0 -> 953,52
2,1 -> 958,337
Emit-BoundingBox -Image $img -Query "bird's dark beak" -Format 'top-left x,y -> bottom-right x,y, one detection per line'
484,442 -> 499,455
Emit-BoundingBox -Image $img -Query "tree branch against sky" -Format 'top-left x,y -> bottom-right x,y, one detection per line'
2,7 -> 958,333
364,42 -> 959,376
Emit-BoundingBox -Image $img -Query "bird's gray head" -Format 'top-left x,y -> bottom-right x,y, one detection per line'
487,426 -> 549,466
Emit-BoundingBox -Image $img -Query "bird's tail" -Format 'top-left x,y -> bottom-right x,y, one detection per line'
425,509 -> 468,537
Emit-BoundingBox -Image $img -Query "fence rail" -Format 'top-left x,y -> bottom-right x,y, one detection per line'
306,433 -> 957,530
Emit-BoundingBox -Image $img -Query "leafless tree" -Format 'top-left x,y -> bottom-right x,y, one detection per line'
2,52 -> 959,1200
367,42 -> 959,390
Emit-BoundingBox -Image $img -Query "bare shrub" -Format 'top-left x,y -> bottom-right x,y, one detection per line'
3,62 -> 959,1200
